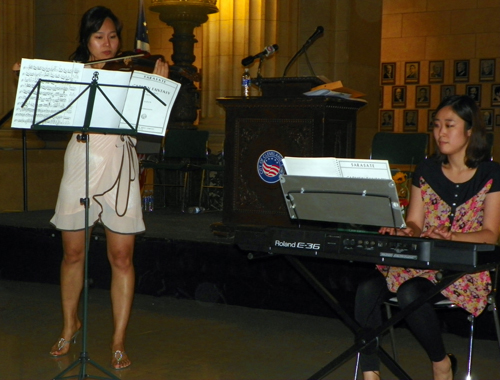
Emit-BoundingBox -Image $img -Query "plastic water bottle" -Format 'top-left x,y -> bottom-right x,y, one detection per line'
148,192 -> 154,212
187,206 -> 205,214
142,190 -> 154,212
241,68 -> 251,97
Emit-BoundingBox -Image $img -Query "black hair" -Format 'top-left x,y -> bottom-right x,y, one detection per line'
69,6 -> 122,62
432,95 -> 490,167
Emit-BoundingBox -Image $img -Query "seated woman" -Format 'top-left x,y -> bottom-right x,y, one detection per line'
355,95 -> 500,380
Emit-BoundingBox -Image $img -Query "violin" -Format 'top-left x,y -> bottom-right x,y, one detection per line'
92,51 -> 201,82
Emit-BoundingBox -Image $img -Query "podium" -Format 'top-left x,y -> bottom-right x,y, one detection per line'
217,93 -> 366,228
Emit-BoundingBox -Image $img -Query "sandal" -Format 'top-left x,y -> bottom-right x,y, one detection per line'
112,350 -> 131,370
49,330 -> 80,357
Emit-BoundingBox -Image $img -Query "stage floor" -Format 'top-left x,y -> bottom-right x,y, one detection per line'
1,279 -> 499,380
1,209 -> 500,379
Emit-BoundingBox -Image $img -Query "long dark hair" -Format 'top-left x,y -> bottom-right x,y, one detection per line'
69,6 -> 122,62
433,95 -> 490,167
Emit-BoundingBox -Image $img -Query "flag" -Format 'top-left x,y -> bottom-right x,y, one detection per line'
135,0 -> 150,53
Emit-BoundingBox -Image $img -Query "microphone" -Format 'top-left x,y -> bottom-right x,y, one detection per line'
282,26 -> 324,77
241,44 -> 279,66
304,26 -> 324,47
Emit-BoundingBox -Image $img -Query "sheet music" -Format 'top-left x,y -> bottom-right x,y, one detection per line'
12,59 -> 84,129
282,157 -> 392,179
73,68 -> 132,130
11,59 -> 180,136
120,70 -> 181,136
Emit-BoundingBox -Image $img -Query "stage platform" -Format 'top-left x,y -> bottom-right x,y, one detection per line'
0,208 -> 499,344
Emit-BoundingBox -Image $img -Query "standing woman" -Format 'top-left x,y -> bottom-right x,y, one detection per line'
48,6 -> 169,369
355,95 -> 500,380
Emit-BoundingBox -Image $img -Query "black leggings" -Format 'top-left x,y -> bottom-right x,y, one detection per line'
354,270 -> 448,372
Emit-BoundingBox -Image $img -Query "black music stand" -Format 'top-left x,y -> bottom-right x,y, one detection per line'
20,71 -> 164,380
280,175 -> 406,229
276,174 -> 481,380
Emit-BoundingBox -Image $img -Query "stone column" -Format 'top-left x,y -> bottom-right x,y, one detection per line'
150,0 -> 219,129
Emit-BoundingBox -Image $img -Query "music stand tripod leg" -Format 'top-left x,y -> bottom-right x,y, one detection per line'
52,132 -> 119,380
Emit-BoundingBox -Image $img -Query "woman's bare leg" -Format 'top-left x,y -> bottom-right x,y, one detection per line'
105,229 -> 135,369
50,230 -> 86,356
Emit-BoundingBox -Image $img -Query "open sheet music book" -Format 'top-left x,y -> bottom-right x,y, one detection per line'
282,157 -> 392,180
12,58 -> 181,136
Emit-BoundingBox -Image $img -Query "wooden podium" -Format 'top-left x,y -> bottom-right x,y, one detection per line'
217,86 -> 366,228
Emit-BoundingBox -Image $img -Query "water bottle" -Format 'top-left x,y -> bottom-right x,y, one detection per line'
241,68 -> 251,97
148,191 -> 154,212
187,206 -> 205,214
142,190 -> 154,212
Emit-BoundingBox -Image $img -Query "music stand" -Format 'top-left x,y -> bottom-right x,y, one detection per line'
279,175 -> 406,229
20,71 -> 164,380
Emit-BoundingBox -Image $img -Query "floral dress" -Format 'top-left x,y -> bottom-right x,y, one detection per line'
378,159 -> 500,316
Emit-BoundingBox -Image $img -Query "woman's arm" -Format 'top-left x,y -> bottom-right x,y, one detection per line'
379,185 -> 424,236
423,191 -> 500,244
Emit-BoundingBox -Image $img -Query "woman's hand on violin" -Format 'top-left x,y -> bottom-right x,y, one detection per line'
153,59 -> 169,78
12,62 -> 21,78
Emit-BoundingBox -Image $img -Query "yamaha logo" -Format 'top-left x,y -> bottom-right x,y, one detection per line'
257,150 -> 283,184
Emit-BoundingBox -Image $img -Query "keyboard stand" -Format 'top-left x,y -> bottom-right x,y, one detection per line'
283,255 -> 472,380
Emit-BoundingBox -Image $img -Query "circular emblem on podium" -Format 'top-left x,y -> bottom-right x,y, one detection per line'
257,150 -> 283,184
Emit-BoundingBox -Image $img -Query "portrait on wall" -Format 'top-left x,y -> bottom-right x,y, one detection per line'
403,110 -> 418,132
404,62 -> 419,84
429,61 -> 444,83
480,59 -> 495,81
416,85 -> 430,108
482,109 -> 494,131
454,60 -> 469,82
492,84 -> 500,106
428,109 -> 437,132
440,85 -> 456,101
380,110 -> 394,131
381,62 -> 396,85
392,86 -> 406,108
466,84 -> 481,104
496,114 -> 500,127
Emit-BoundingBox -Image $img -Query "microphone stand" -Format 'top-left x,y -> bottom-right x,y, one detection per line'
252,57 -> 265,91
282,31 -> 322,77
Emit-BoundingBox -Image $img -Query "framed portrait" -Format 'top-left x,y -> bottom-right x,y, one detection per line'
380,110 -> 394,131
429,60 -> 444,83
403,110 -> 418,132
480,58 -> 495,81
466,84 -> 481,104
404,62 -> 419,84
440,85 -> 456,101
428,109 -> 437,132
492,84 -> 500,106
403,110 -> 419,132
392,86 -> 406,108
482,109 -> 494,131
381,62 -> 396,85
416,85 -> 431,108
496,114 -> 500,127
454,60 -> 469,82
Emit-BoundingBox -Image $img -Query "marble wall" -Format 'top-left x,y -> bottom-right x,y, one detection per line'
381,0 -> 500,158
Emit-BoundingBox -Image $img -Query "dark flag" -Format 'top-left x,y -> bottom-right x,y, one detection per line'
135,0 -> 150,52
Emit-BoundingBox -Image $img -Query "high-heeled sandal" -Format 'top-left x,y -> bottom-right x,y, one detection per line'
112,350 -> 131,370
49,330 -> 80,357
